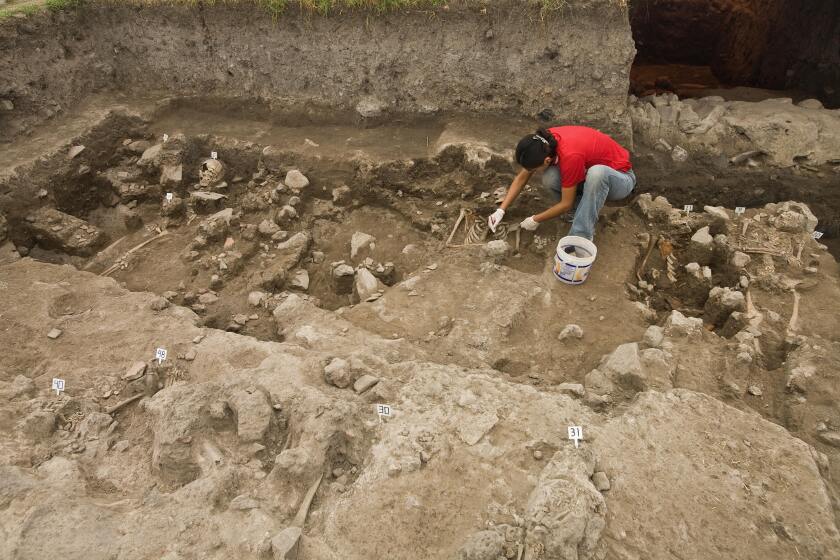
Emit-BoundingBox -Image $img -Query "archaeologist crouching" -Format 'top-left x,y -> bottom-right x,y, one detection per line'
488,126 -> 636,241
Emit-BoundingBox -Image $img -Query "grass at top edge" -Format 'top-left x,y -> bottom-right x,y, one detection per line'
1,0 -> 625,21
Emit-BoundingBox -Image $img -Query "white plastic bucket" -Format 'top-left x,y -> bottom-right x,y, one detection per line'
553,236 -> 598,285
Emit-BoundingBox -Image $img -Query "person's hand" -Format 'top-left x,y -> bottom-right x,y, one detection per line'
488,208 -> 505,233
520,216 -> 540,231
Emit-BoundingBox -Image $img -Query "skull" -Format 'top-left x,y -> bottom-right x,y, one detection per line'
199,159 -> 225,188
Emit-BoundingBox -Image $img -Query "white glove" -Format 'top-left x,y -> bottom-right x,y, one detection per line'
520,216 -> 540,231
488,208 -> 505,233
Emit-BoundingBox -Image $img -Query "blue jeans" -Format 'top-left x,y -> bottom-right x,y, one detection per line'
542,164 -> 636,240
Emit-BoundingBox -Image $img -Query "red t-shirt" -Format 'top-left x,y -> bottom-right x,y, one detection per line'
548,126 -> 632,188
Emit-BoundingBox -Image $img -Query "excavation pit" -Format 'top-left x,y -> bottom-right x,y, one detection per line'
3,2 -> 840,558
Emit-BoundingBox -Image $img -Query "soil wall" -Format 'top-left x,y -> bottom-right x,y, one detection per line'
630,0 -> 840,107
0,0 -> 636,143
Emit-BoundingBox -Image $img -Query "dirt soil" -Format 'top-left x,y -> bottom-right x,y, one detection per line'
2,93 -> 840,560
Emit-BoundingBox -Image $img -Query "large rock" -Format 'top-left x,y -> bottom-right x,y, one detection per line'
524,449 -> 605,559
284,170 -> 310,191
687,226 -> 714,265
664,310 -> 704,336
274,232 -> 312,271
589,342 -> 674,396
457,530 -> 505,560
198,208 -> 236,241
704,287 -> 746,327
227,388 -> 273,443
353,268 -> 384,303
25,208 -> 107,256
597,390 -> 840,560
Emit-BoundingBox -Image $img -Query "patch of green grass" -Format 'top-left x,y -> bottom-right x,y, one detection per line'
45,0 -> 84,10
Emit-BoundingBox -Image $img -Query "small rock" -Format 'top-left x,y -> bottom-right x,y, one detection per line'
797,98 -> 824,110
0,99 -> 14,111
122,361 -> 147,381
332,185 -> 352,205
747,385 -> 763,396
704,287 -> 746,326
592,471 -> 611,491
533,450 -> 543,460
114,440 -> 130,453
731,251 -> 751,269
671,146 -> 689,162
353,268 -> 384,303
356,96 -> 387,119
68,145 -> 86,159
737,352 -> 753,363
642,325 -> 664,348
324,358 -> 352,388
149,296 -> 170,311
557,383 -> 585,397
258,219 -> 280,237
198,292 -> 219,305
481,240 -> 510,259
664,310 -> 703,336
703,206 -> 730,221
558,324 -> 584,341
353,375 -> 380,394
248,291 -> 266,307
816,431 -> 840,448
691,226 -> 714,245
284,170 -> 310,190
47,328 -> 63,339
350,232 -> 376,261
289,269 -> 310,292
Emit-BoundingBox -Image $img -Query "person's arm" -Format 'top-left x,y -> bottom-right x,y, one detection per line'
534,185 -> 577,223
499,168 -> 534,211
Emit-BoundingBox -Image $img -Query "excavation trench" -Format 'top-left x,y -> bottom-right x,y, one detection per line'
3,4 -> 840,558
4,99 -> 838,390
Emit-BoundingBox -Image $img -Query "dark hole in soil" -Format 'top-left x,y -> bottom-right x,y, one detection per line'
629,0 -> 840,108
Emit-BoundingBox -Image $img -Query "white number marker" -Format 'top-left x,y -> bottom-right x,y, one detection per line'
210,151 -> 218,160
165,192 -> 173,202
163,133 -> 169,143
683,205 -> 694,213
51,378 -> 65,396
735,207 -> 746,215
376,404 -> 392,422
155,348 -> 168,364
568,426 -> 583,448
813,231 -> 825,240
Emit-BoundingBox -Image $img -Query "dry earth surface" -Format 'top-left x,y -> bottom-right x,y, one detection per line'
2,3 -> 840,560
